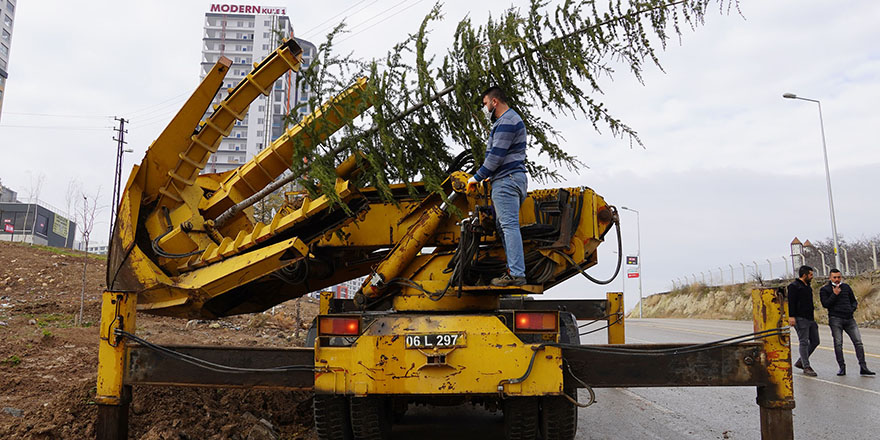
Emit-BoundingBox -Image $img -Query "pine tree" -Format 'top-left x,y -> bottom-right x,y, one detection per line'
241,0 -> 740,214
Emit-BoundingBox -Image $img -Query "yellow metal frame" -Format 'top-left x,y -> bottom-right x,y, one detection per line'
606,292 -> 625,344
96,291 -> 138,405
314,315 -> 564,396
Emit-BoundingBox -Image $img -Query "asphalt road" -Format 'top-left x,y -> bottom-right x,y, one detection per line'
391,318 -> 880,439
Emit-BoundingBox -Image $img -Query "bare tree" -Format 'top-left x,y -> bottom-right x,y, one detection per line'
22,172 -> 45,243
76,188 -> 102,326
64,179 -> 81,247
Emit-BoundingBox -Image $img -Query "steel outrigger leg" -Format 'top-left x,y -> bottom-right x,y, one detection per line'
95,291 -> 137,440
752,288 -> 795,440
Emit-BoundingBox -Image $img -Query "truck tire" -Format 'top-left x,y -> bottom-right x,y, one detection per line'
558,312 -> 580,345
540,389 -> 577,440
503,397 -> 540,440
350,396 -> 392,440
314,395 -> 353,440
305,319 -> 317,347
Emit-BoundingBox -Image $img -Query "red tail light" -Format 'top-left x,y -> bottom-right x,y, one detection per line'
318,316 -> 361,336
514,312 -> 558,332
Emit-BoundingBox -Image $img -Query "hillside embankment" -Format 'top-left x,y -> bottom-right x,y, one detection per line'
632,273 -> 880,328
0,240 -> 318,439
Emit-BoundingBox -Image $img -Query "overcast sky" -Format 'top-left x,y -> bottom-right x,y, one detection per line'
1,1 -> 878,312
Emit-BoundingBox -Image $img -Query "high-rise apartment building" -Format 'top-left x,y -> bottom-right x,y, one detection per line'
0,0 -> 17,121
200,4 -> 317,174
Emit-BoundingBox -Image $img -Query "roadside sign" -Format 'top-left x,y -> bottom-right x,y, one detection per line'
627,272 -> 639,279
4,224 -> 13,233
626,256 -> 638,265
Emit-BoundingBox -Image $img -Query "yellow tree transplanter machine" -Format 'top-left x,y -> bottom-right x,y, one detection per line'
96,39 -> 795,440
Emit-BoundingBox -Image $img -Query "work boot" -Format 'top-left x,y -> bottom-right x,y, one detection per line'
491,273 -> 527,287
860,366 -> 876,376
837,366 -> 846,376
802,367 -> 818,377
794,359 -> 803,370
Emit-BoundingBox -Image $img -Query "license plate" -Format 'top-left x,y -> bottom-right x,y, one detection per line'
404,333 -> 465,349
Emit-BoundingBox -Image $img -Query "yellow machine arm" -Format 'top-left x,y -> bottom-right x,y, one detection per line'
107,39 -> 617,319
107,39 -> 373,318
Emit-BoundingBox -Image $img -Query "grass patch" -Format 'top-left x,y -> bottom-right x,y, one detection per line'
6,241 -> 106,260
26,313 -> 75,328
2,354 -> 22,366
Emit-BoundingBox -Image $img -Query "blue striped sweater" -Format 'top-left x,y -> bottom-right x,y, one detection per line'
473,108 -> 528,182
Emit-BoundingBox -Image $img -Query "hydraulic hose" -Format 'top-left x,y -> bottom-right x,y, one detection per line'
557,213 -> 622,285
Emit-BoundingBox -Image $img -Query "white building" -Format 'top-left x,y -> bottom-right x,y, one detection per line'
309,276 -> 368,300
0,0 -> 17,120
75,242 -> 109,255
200,4 -> 317,174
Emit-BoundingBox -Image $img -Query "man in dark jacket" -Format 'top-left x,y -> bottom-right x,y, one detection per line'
788,265 -> 819,376
820,269 -> 876,376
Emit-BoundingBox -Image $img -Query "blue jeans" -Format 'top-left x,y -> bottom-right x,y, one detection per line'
491,172 -> 528,278
829,316 -> 867,368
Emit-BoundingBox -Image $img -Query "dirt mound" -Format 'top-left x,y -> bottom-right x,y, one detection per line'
634,274 -> 880,326
0,241 -> 319,439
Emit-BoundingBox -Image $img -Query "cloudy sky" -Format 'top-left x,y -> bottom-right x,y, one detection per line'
1,1 -> 878,312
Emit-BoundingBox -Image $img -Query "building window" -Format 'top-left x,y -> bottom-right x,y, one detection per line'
257,118 -> 264,124
6,1 -> 13,13
262,44 -> 269,50
248,22 -> 254,28
237,21 -> 243,27
1,29 -> 9,43
236,132 -> 241,138
257,131 -> 263,137
274,105 -> 281,113
264,20 -> 271,26
246,46 -> 251,51
0,43 -> 8,57
234,146 -> 240,151
258,105 -> 265,111
3,15 -> 11,27
263,32 -> 269,38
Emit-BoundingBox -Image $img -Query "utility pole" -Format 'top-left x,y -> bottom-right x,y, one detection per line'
110,117 -> 129,252
873,242 -> 878,271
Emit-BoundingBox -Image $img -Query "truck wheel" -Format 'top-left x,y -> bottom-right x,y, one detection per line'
558,312 -> 580,345
540,389 -> 577,440
503,397 -> 540,440
314,395 -> 353,440
350,396 -> 392,440
305,319 -> 317,347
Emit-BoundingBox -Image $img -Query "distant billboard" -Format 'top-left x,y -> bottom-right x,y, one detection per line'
626,256 -> 638,265
209,4 -> 287,15
52,215 -> 69,239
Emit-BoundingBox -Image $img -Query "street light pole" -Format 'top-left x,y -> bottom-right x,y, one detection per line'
783,93 -> 842,271
621,206 -> 642,319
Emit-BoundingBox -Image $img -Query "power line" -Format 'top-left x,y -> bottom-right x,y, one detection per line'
345,0 -> 412,33
336,0 -> 430,45
304,0 -> 411,41
125,90 -> 192,116
3,112 -> 112,120
0,124 -> 112,131
298,0 -> 374,38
